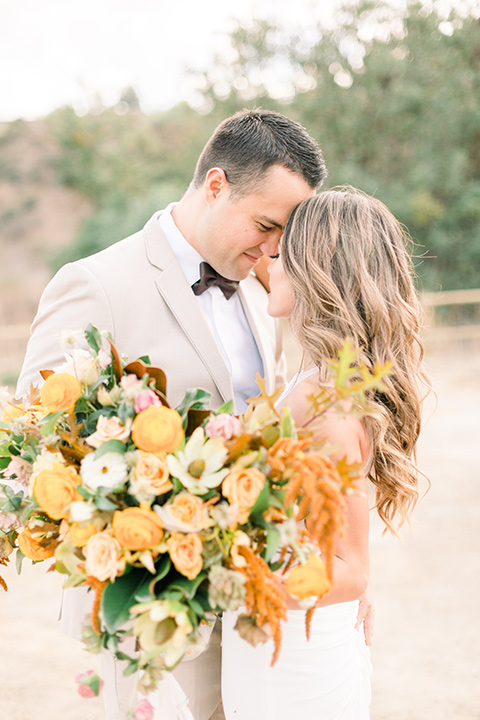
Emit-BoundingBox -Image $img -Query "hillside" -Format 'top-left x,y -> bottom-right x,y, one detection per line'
0,120 -> 92,326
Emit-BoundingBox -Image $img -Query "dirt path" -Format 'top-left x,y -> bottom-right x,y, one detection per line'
1,350 -> 479,719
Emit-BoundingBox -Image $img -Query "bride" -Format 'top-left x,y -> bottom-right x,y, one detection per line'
221,187 -> 428,719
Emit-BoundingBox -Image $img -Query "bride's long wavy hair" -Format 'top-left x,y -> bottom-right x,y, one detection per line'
281,187 -> 429,531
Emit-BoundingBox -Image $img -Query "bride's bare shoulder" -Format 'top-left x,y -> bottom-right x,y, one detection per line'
279,377 -> 370,466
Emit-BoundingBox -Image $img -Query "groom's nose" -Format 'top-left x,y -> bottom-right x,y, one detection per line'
259,232 -> 281,258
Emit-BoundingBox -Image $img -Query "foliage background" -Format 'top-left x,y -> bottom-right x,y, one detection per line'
0,0 -> 478,329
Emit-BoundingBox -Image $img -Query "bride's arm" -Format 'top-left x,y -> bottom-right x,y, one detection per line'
281,406 -> 371,610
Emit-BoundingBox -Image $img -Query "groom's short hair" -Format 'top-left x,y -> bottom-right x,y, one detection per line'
192,108 -> 326,198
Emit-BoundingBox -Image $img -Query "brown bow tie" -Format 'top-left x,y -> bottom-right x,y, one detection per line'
191,262 -> 239,300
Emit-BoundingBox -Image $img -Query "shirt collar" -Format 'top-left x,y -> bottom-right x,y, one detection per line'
158,203 -> 204,286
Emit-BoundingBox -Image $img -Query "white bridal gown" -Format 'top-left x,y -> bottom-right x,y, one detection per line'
221,368 -> 372,720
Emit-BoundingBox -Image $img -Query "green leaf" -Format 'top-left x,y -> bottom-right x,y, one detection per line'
214,400 -> 234,415
15,549 -> 25,574
264,527 -> 281,563
101,567 -> 151,634
94,495 -> 120,511
176,388 -> 212,429
161,572 -> 207,600
0,457 -> 11,469
94,439 -> 127,458
85,323 -> 103,354
37,410 -> 65,437
248,482 -> 270,524
134,555 -> 172,602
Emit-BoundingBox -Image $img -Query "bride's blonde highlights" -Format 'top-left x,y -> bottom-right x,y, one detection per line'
282,187 -> 429,531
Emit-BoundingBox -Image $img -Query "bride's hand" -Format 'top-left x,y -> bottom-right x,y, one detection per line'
355,588 -> 375,646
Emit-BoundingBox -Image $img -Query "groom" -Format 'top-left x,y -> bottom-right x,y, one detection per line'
17,109 -> 326,719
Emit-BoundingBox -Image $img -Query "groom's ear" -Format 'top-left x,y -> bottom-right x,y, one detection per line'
204,167 -> 228,204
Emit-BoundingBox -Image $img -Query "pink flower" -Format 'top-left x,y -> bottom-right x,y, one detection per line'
4,457 -> 32,487
134,389 -> 162,414
133,698 -> 155,720
97,347 -> 112,369
205,413 -> 243,440
75,670 -> 103,698
86,415 -> 132,448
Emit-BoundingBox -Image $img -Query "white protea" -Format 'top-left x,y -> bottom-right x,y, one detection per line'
80,451 -> 128,492
166,427 -> 229,495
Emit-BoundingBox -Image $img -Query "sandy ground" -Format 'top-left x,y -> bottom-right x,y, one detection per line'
1,348 -> 479,719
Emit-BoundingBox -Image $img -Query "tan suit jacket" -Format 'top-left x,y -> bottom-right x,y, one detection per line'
17,211 -> 286,720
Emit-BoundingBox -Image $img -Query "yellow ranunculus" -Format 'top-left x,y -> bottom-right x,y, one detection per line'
2,404 -> 24,423
40,372 -> 82,413
69,522 -> 98,548
17,527 -> 55,561
285,554 -> 331,600
166,532 -> 203,580
222,467 -> 266,523
132,406 -> 184,454
33,462 -> 82,520
112,502 -> 164,550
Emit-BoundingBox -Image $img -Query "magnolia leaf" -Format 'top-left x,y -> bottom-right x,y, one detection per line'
134,554 -> 171,601
101,567 -> 151,634
123,360 -> 168,404
94,495 -> 121,511
107,338 -> 124,381
85,323 -> 103,354
164,572 -> 207,600
94,439 -> 127,459
215,400 -> 234,415
176,389 -> 212,431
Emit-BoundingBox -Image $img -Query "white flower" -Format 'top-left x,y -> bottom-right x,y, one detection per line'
54,349 -> 99,385
166,427 -> 229,495
68,500 -> 95,522
80,451 -> 128,492
277,517 -> 300,547
54,329 -> 84,350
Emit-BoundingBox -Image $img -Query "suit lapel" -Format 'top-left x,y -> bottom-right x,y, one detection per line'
143,213 -> 234,403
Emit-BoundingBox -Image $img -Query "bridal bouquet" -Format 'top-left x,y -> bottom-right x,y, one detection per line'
0,325 -> 388,708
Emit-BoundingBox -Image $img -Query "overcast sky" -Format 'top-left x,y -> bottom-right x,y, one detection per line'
0,0 -> 345,121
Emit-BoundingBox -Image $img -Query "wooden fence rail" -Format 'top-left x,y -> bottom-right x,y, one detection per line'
1,289 -> 479,386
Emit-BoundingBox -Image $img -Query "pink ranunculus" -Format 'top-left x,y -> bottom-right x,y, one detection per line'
133,698 -> 155,720
205,413 -> 243,440
75,670 -> 103,698
134,389 -> 162,414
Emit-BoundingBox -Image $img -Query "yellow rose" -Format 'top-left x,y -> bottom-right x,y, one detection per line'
33,462 -> 82,520
40,372 -> 82,413
166,532 -> 203,580
84,531 -> 125,582
69,522 -> 98,548
222,467 -> 266,523
112,502 -> 164,550
17,526 -> 55,561
132,406 -> 184,454
134,452 -> 173,495
285,554 -> 331,600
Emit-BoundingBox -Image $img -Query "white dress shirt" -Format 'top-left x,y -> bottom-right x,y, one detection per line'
159,204 -> 264,411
